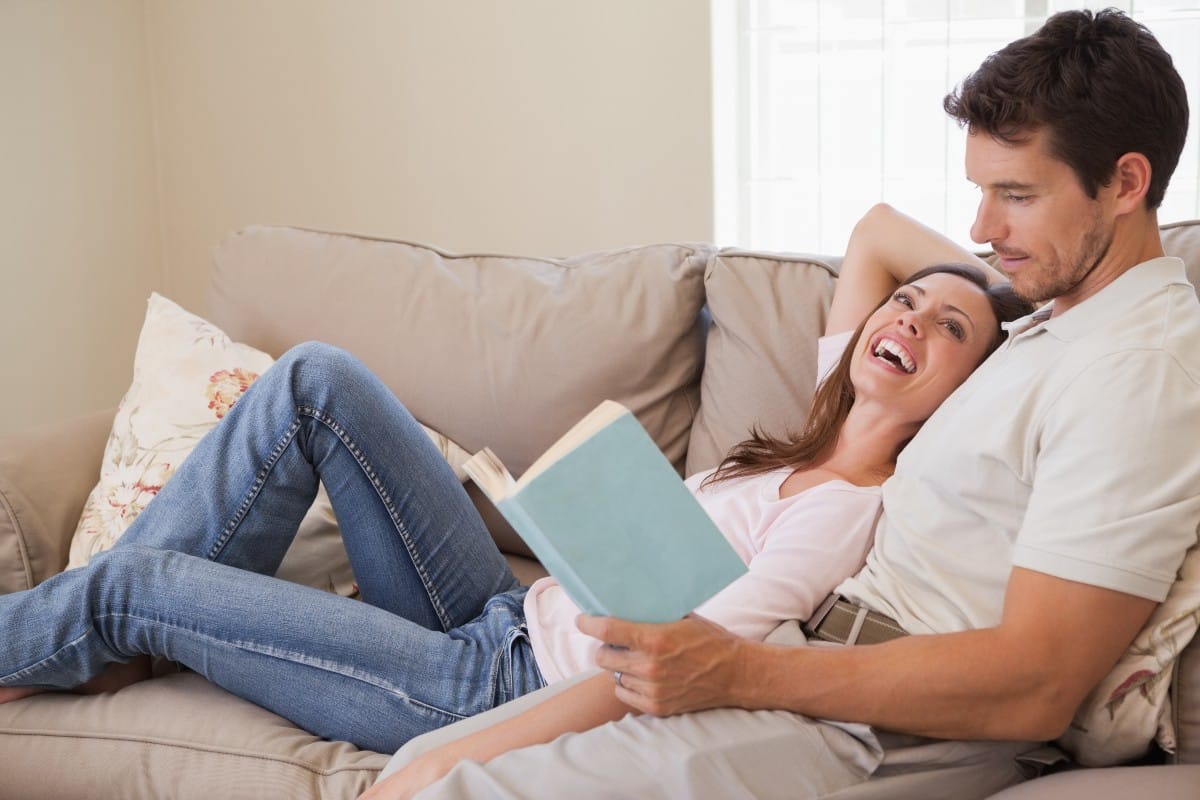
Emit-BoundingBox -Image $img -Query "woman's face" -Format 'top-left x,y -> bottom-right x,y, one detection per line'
849,272 -> 998,425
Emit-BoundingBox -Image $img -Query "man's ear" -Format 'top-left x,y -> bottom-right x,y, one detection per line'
1111,152 -> 1152,214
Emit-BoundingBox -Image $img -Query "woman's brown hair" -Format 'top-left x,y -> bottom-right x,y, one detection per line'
702,263 -> 1033,488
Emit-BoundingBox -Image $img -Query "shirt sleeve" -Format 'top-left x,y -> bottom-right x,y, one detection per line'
693,486 -> 882,641
1013,349 -> 1200,600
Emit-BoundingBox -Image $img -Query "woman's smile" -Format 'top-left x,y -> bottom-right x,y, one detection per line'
869,335 -> 917,374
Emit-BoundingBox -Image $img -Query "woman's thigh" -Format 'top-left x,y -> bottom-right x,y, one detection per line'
119,342 -> 518,631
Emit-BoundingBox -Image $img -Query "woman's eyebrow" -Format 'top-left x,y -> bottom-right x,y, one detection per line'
908,284 -> 977,333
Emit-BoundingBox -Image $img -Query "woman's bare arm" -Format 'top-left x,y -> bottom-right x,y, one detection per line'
358,673 -> 629,800
827,204 -> 1003,335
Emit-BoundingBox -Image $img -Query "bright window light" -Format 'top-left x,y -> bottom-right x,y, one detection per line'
712,0 -> 1200,253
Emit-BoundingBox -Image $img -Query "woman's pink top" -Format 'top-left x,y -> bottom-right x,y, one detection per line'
524,466 -> 880,683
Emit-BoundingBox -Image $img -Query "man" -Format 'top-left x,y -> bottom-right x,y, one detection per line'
383,9 -> 1200,797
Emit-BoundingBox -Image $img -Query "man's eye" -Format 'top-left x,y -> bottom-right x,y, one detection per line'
1005,193 -> 1031,203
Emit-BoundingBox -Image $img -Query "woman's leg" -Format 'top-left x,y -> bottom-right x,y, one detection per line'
1,545 -> 543,752
117,341 -> 517,630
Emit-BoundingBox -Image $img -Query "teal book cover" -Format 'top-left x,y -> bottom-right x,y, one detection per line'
467,402 -> 747,623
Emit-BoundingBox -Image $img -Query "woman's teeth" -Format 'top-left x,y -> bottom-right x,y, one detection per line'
874,339 -> 915,373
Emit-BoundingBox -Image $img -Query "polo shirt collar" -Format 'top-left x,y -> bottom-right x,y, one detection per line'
1001,256 -> 1187,343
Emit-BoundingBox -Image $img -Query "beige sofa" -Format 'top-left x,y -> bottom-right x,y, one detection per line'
1,223 -> 1198,799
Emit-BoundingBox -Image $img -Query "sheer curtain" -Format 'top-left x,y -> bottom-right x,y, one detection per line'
712,0 -> 1200,253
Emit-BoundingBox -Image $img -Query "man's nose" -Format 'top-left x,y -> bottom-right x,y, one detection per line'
970,196 -> 1003,245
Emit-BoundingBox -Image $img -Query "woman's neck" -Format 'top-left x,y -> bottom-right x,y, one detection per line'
815,401 -> 920,487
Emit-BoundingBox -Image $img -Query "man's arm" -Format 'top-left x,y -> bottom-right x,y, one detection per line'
828,203 -> 1005,335
580,567 -> 1155,741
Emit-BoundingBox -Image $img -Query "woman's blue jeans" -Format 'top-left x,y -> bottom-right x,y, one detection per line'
0,342 -> 545,753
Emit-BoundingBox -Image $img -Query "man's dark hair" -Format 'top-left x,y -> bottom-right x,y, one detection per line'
943,8 -> 1188,209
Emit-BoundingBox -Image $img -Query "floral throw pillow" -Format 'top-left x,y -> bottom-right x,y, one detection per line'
1057,543 -> 1200,765
68,293 -> 472,594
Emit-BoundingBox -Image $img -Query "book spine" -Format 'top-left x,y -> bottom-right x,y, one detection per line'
497,498 -> 609,617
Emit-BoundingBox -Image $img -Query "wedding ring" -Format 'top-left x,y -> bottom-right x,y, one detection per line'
613,670 -> 624,688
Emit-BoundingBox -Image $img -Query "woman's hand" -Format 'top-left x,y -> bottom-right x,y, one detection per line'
576,614 -> 748,716
356,752 -> 453,800
356,671 -> 633,800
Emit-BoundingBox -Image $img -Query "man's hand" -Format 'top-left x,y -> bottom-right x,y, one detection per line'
576,614 -> 746,715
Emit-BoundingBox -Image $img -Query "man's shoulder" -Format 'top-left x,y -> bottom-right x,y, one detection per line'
1066,267 -> 1200,366
1033,278 -> 1200,408
1103,280 -> 1200,364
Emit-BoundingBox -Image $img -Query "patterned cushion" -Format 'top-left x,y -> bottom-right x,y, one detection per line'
67,293 -> 470,594
1058,544 -> 1200,765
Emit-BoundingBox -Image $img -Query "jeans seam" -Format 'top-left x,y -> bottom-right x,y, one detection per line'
95,612 -> 469,722
207,417 -> 304,562
1,631 -> 97,684
296,405 -> 454,632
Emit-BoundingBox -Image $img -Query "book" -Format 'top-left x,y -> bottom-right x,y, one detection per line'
464,400 -> 747,623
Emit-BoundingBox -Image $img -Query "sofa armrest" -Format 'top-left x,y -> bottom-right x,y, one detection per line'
0,409 -> 112,593
1173,627 -> 1200,764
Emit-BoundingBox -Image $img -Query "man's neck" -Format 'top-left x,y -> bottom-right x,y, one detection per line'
1051,212 -> 1165,317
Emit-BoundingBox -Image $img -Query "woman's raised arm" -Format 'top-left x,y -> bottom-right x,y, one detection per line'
826,204 -> 1003,335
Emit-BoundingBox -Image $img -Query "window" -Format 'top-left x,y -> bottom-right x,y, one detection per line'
712,0 -> 1200,252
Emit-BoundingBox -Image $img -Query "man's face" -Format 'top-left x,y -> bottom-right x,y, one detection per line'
965,129 -> 1115,309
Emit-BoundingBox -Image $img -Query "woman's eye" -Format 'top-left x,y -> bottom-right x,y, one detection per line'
893,292 -> 913,307
944,321 -> 965,340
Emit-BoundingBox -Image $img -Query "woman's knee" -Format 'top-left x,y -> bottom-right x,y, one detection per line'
277,341 -> 357,374
275,342 -> 369,397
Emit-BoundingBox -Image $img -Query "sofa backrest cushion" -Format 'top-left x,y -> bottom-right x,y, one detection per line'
209,227 -> 711,480
1162,219 -> 1200,765
686,250 -> 838,477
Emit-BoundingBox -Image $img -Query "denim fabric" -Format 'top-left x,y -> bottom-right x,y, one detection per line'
0,342 -> 545,752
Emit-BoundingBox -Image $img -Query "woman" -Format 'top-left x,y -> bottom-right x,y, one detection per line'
0,215 -> 1030,770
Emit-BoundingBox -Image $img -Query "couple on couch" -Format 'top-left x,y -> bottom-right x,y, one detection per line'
3,9 -> 1198,799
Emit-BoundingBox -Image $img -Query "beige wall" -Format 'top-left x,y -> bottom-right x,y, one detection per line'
1,1 -> 163,435
2,0 -> 712,436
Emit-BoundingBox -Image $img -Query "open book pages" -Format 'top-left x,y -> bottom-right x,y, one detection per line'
464,399 -> 629,500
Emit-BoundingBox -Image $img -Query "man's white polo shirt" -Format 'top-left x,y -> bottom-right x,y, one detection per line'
838,256 -> 1200,635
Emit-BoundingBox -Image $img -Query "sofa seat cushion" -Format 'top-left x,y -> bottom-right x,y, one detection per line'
0,672 -> 388,800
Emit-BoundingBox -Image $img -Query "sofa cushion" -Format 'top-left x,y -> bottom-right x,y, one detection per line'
66,293 -> 473,595
1162,219 -> 1200,290
0,672 -> 388,800
686,250 -> 838,476
210,228 -> 711,559
210,228 -> 711,482
1173,610 -> 1200,764
67,293 -> 274,568
1057,543 -> 1200,765
1162,219 -> 1200,766
1155,219 -> 1200,766
0,409 -> 112,592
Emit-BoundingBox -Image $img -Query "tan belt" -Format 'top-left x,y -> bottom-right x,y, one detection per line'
801,594 -> 908,646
